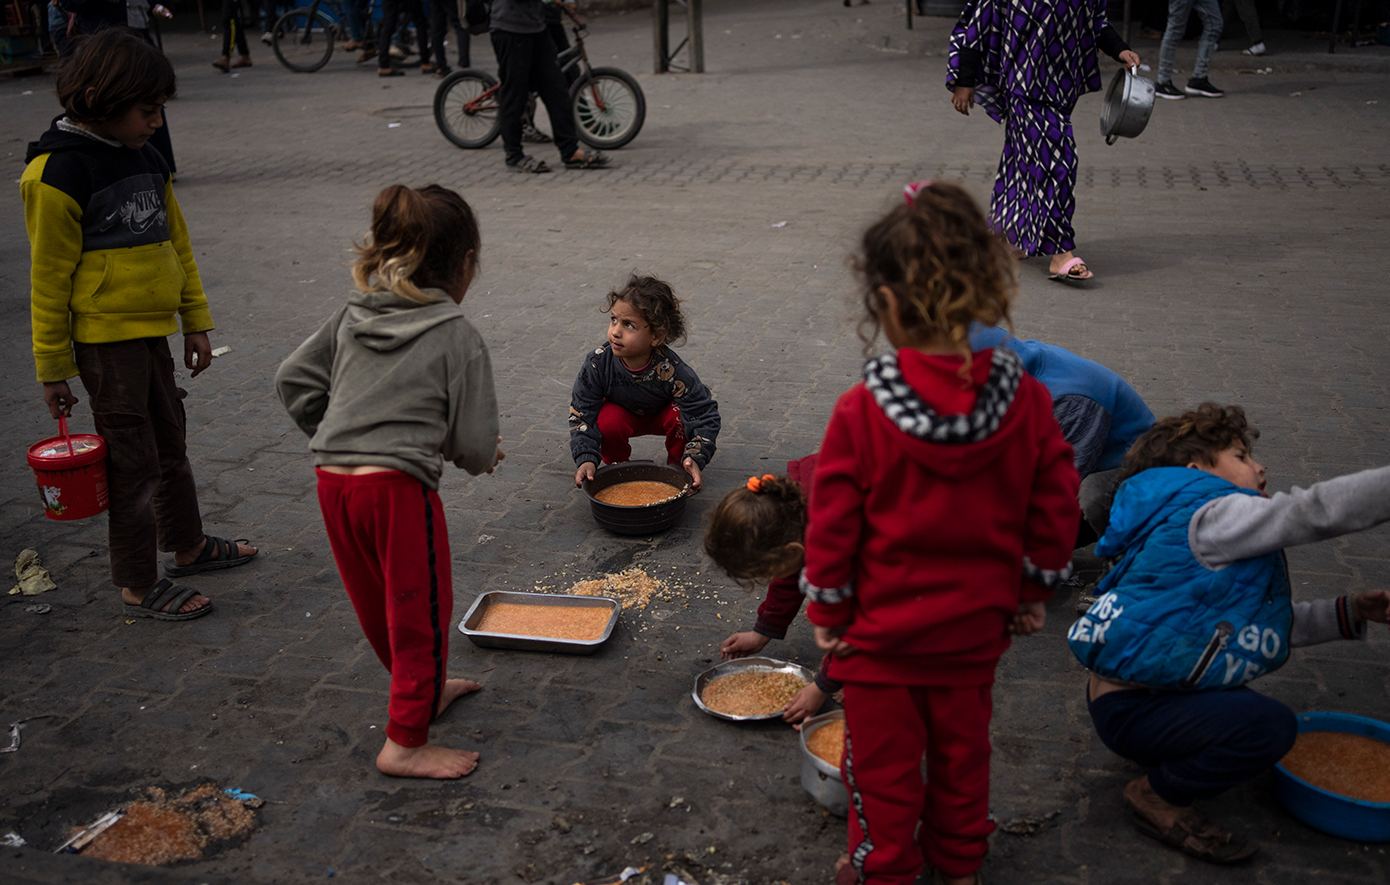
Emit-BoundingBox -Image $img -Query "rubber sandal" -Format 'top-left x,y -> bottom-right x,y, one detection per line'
507,155 -> 550,174
165,535 -> 255,578
1047,256 -> 1093,283
124,578 -> 211,622
563,150 -> 610,169
378,68 -> 405,77
1125,799 -> 1257,864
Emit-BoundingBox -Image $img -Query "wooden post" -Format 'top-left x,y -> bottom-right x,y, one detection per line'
689,0 -> 703,72
653,0 -> 669,72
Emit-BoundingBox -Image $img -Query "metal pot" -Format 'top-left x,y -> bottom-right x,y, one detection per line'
799,710 -> 848,817
1100,65 -> 1155,145
580,460 -> 691,535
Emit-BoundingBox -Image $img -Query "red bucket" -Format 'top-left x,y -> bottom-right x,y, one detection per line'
27,416 -> 109,520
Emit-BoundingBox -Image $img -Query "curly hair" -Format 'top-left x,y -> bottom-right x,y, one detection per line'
352,184 -> 480,304
703,475 -> 806,584
605,274 -> 686,346
854,181 -> 1017,370
1121,402 -> 1259,481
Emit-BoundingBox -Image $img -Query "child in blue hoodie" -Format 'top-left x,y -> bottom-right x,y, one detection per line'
1069,403 -> 1390,865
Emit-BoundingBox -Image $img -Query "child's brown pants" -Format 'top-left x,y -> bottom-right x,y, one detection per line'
74,337 -> 204,589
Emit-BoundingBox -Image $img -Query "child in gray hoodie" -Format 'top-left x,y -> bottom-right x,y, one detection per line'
276,184 -> 502,780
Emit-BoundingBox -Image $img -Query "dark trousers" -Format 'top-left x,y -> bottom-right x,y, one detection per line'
1088,684 -> 1298,806
379,0 -> 429,67
490,28 -> 578,165
74,338 -> 204,589
220,0 -> 250,56
317,469 -> 452,748
430,0 -> 468,67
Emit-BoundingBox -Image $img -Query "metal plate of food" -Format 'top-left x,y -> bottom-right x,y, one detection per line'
691,656 -> 818,722
458,590 -> 620,655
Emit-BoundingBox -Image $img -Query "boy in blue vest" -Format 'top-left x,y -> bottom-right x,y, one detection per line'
1069,403 -> 1390,864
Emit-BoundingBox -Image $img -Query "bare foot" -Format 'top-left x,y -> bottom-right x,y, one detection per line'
376,738 -> 480,779
173,536 -> 258,567
121,584 -> 210,615
437,678 -> 481,716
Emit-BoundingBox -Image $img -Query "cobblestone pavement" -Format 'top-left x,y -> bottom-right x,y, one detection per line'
1,1 -> 1389,882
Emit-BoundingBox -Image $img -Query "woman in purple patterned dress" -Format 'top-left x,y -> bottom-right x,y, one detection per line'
947,0 -> 1139,284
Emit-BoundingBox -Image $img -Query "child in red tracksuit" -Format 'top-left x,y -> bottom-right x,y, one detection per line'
276,185 -> 503,780
800,182 -> 1081,885
704,453 -> 840,727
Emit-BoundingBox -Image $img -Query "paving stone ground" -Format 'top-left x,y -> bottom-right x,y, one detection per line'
1,1 -> 1388,882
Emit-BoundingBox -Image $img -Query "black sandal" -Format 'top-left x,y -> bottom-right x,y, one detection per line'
125,579 -> 211,622
563,150 -> 610,169
507,155 -> 550,174
165,535 -> 255,578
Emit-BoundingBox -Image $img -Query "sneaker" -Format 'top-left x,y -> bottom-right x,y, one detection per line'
1185,76 -> 1225,97
261,30 -> 272,45
1155,80 -> 1186,100
1242,41 -> 1267,55
521,121 -> 552,144
388,43 -> 406,60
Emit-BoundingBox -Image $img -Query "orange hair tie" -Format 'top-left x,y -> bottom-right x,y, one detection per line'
746,474 -> 777,493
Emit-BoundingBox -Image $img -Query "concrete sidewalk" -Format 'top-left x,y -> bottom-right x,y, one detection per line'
1,1 -> 1388,882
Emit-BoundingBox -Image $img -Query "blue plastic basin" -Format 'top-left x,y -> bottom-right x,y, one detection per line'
1274,711 -> 1390,842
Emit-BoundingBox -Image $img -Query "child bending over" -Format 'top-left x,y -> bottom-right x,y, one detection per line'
802,182 -> 1080,885
276,184 -> 503,779
569,275 -> 719,491
704,455 -> 839,726
1070,403 -> 1390,864
23,29 -> 257,622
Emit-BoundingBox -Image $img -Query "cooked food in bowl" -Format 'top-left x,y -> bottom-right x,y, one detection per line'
699,671 -> 807,718
1281,730 -> 1390,803
594,480 -> 683,507
475,602 -> 611,641
806,719 -> 845,768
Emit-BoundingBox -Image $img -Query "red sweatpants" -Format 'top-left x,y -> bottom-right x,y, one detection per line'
841,682 -> 996,882
316,469 -> 452,748
597,400 -> 685,465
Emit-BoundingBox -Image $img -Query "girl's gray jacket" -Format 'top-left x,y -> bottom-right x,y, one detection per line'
275,289 -> 499,490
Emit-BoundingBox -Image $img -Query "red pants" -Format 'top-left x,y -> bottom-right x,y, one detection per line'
316,469 -> 452,748
597,400 -> 685,465
841,682 -> 996,882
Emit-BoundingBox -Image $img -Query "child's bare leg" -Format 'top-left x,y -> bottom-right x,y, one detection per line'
376,739 -> 480,779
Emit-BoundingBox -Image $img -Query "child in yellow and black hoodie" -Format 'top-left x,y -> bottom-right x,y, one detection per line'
22,28 -> 257,622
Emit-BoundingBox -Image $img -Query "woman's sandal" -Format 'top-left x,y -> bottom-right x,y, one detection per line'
165,535 -> 255,578
124,578 -> 212,622
563,150 -> 610,169
1126,802 -> 1257,864
1047,256 -> 1093,283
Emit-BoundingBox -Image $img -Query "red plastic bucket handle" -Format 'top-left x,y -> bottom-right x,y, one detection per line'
57,415 -> 75,463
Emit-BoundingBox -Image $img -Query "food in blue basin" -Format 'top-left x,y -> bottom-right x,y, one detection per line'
1274,711 -> 1390,842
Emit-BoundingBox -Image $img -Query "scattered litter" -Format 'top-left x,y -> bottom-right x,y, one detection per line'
0,833 -> 25,847
210,346 -> 232,357
573,866 -> 646,885
1290,91 -> 1302,96
9,549 -> 57,597
630,832 -> 654,844
651,610 -> 673,621
1238,66 -> 1273,74
477,534 -> 496,545
1,716 -> 53,754
223,788 -> 265,808
388,122 -> 402,128
568,568 -> 665,610
230,73 -> 239,78
663,876 -> 696,885
771,221 -> 787,228
24,604 -> 51,614
64,782 -> 258,864
999,810 -> 1061,835
669,796 -> 685,807
22,90 -> 33,95
1370,100 -> 1380,105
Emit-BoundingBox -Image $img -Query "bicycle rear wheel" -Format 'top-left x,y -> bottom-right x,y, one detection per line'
570,67 -> 645,150
434,69 -> 502,149
273,8 -> 337,73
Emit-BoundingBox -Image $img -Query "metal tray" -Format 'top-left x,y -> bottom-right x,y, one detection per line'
691,656 -> 817,721
458,590 -> 620,655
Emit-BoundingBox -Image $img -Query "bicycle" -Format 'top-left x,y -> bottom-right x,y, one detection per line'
271,0 -> 383,73
433,9 -> 645,151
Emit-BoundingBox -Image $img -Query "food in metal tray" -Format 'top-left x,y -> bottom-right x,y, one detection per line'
1281,730 -> 1390,803
700,671 -> 807,717
475,602 -> 611,641
806,719 -> 845,768
594,480 -> 682,507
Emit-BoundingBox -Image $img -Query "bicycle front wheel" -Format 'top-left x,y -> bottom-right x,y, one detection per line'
570,67 -> 646,150
273,8 -> 336,73
434,69 -> 502,149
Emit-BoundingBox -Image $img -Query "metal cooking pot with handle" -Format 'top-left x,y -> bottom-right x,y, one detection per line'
1100,65 -> 1155,145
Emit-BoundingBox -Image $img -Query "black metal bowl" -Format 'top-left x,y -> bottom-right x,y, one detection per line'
580,460 -> 691,535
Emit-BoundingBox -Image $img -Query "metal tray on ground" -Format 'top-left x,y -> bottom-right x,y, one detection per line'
691,656 -> 818,722
458,590 -> 620,655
